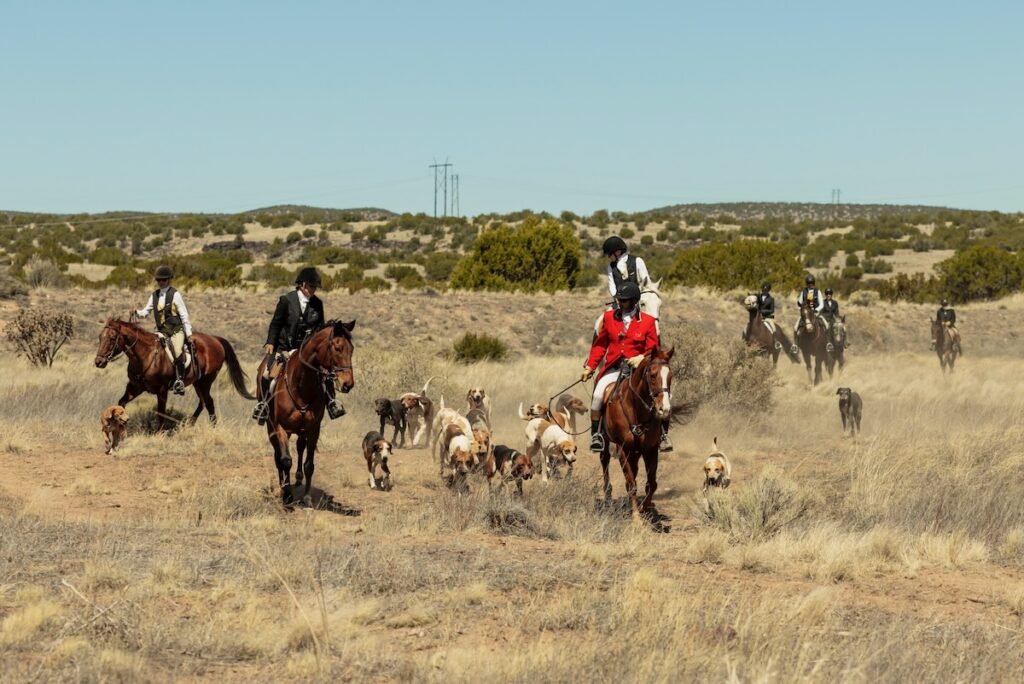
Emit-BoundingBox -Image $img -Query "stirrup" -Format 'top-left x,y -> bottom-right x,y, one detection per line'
252,401 -> 269,425
326,397 -> 346,420
790,344 -> 798,355
172,379 -> 185,395
825,342 -> 835,353
590,432 -> 605,453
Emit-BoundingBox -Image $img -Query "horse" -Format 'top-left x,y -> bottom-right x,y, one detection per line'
742,295 -> 799,367
598,347 -> 675,522
931,318 -> 958,372
94,318 -> 253,431
593,278 -> 664,339
830,315 -> 847,371
258,320 -> 355,507
793,301 -> 835,385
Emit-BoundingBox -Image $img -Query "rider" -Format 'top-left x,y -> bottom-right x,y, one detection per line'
934,298 -> 961,353
134,265 -> 192,396
794,274 -> 825,336
581,282 -> 664,453
251,266 -> 327,424
820,287 -> 844,350
746,282 -> 775,340
603,236 -> 651,304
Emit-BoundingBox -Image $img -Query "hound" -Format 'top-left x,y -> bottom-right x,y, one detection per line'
439,423 -> 475,485
836,387 -> 863,436
487,444 -> 533,494
398,377 -> 435,448
703,437 -> 732,493
373,397 -> 407,447
361,431 -> 393,490
518,402 -> 549,421
101,405 -> 129,455
524,417 -> 577,482
553,394 -> 588,434
466,387 -> 491,427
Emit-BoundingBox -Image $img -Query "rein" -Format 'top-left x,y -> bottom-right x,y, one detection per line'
281,328 -> 353,417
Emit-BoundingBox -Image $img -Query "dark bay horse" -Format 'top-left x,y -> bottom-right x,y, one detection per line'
94,319 -> 253,430
743,295 -> 799,367
258,320 -> 355,507
830,315 -> 847,372
794,301 -> 835,385
931,319 -> 959,372
599,347 -> 675,522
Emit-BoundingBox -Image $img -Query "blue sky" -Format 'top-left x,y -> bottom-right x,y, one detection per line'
2,1 -> 1022,215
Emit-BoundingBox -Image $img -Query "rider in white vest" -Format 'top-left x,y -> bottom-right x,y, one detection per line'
134,265 -> 193,395
603,236 -> 651,301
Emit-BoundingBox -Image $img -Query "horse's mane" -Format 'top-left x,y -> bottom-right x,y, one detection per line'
107,317 -> 153,335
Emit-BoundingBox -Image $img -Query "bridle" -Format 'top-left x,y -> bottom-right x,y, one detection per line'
99,322 -> 140,365
618,354 -> 671,436
282,327 -> 354,416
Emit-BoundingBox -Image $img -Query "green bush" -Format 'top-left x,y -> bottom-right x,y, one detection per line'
384,264 -> 419,281
451,332 -> 508,363
396,272 -> 426,289
286,231 -> 302,244
104,265 -> 149,289
248,264 -> 295,288
841,266 -> 864,280
935,245 -> 1024,302
424,251 -> 459,282
665,240 -> 805,292
845,253 -> 860,267
89,247 -> 134,266
449,218 -> 582,293
640,235 -> 654,247
620,227 -> 635,240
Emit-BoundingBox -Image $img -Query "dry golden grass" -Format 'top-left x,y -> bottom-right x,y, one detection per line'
2,288 -> 1024,681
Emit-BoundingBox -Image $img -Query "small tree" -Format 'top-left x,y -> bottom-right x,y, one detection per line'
7,307 -> 74,366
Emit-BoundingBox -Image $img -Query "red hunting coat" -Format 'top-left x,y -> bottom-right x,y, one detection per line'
586,309 -> 660,377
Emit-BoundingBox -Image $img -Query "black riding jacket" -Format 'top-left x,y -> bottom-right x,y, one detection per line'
756,293 -> 775,318
821,299 -> 839,318
265,290 -> 325,352
937,307 -> 956,325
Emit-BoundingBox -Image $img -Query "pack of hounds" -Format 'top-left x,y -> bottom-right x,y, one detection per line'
99,376 -> 864,496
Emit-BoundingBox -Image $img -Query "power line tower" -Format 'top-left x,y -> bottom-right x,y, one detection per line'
429,160 -> 452,217
831,188 -> 842,221
451,174 -> 460,216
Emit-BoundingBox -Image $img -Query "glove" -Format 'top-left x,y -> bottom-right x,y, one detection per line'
580,368 -> 594,382
626,355 -> 645,368
264,343 -> 275,355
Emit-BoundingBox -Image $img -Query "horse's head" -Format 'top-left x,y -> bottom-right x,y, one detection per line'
95,318 -> 128,368
645,346 -> 675,420
743,294 -> 758,311
802,302 -> 816,332
314,320 -> 356,393
638,278 -> 663,321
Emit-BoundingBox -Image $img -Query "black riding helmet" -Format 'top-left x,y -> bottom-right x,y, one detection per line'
805,275 -> 816,286
295,266 -> 322,288
761,282 -> 771,292
825,287 -> 834,295
602,236 -> 628,256
154,265 -> 173,280
941,298 -> 949,306
614,281 -> 641,302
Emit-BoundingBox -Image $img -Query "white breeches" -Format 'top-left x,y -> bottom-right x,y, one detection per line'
592,370 -> 621,412
159,331 -> 186,364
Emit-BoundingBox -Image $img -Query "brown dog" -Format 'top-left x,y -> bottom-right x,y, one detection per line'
703,437 -> 732,493
101,405 -> 128,455
439,423 -> 475,484
466,387 -> 491,427
398,377 -> 436,448
361,430 -> 393,490
553,394 -> 588,434
471,428 -> 492,469
487,444 -> 533,494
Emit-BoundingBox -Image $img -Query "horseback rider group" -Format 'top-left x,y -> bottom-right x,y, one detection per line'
789,275 -> 847,353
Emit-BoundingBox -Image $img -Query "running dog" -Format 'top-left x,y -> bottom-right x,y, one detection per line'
466,387 -> 491,427
524,417 -> 577,482
398,377 -> 436,448
373,398 -> 407,448
361,430 -> 393,490
101,405 -> 129,455
487,444 -> 534,494
703,437 -> 732,492
836,387 -> 863,436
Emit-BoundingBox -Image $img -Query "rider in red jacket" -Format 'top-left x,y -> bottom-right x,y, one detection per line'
581,282 -> 664,452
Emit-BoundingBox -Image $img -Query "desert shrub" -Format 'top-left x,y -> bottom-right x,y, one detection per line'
424,251 -> 459,282
396,272 -> 426,290
354,276 -> 390,293
660,321 -> 776,414
848,290 -> 880,307
620,227 -> 635,240
103,266 -> 149,289
286,231 -> 302,244
451,333 -> 508,363
665,241 -> 804,292
247,264 -> 295,288
934,245 -> 1024,302
0,268 -> 27,298
302,227 -> 317,238
6,307 -> 73,366
22,257 -> 68,289
449,218 -> 582,293
384,264 -> 419,281
640,235 -> 654,247
704,469 -> 818,541
302,245 -> 376,269
876,272 -> 939,304
141,253 -> 243,287
845,253 -> 859,267
841,266 -> 864,280
861,257 -> 893,274
89,246 -> 134,266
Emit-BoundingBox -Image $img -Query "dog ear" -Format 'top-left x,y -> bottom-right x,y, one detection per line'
836,388 -> 842,395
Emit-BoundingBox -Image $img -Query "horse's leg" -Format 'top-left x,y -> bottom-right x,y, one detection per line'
117,382 -> 142,408
802,349 -> 813,384
600,446 -> 612,501
302,429 -> 319,506
640,449 -> 658,513
814,354 -> 822,385
156,390 -> 169,432
617,445 -> 640,521
273,425 -> 293,504
295,435 -> 307,489
269,426 -> 285,486
198,375 -> 217,424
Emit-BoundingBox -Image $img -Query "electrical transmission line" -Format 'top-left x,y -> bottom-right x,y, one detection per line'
451,174 -> 459,216
429,159 -> 452,217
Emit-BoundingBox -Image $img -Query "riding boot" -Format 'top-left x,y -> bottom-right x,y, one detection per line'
324,382 -> 346,419
660,419 -> 673,452
589,419 -> 605,453
172,360 -> 186,395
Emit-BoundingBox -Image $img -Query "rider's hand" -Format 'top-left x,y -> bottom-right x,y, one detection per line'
264,343 -> 275,355
626,355 -> 645,368
580,368 -> 594,382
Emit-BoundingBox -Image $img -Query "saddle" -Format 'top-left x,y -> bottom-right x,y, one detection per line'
762,319 -> 776,334
156,333 -> 192,369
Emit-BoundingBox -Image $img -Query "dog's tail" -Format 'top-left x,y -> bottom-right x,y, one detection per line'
421,376 -> 436,397
439,395 -> 445,414
518,402 -> 528,420
712,436 -> 718,453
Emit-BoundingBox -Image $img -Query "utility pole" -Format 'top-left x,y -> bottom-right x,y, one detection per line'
451,174 -> 460,216
429,159 -> 452,217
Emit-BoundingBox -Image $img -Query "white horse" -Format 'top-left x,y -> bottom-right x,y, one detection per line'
593,278 -> 664,339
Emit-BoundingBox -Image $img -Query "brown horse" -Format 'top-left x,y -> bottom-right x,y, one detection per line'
931,319 -> 959,372
599,347 -> 675,522
258,320 -> 355,507
94,318 -> 253,430
794,301 -> 835,385
743,295 -> 799,367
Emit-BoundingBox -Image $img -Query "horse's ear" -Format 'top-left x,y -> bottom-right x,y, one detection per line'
658,345 -> 675,361
334,319 -> 356,335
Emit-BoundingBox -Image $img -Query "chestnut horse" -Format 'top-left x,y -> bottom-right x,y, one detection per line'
931,318 -> 959,372
599,347 -> 675,521
794,301 -> 835,385
94,318 -> 253,430
743,295 -> 799,367
258,320 -> 355,506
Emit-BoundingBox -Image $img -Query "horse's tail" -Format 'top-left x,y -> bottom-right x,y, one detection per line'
217,337 -> 256,400
776,329 -> 800,363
